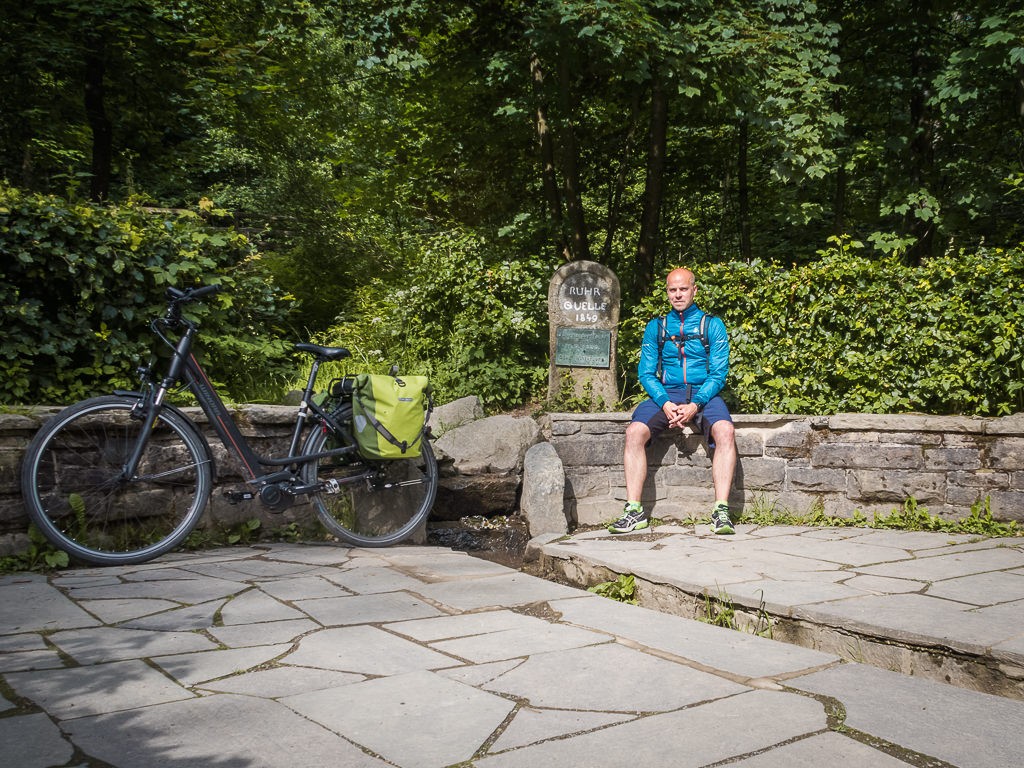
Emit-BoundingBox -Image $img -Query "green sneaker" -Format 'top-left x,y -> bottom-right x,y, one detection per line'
608,502 -> 649,534
710,503 -> 734,535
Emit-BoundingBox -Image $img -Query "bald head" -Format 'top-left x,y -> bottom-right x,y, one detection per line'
666,268 -> 697,312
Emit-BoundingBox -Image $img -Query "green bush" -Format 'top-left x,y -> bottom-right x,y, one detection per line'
312,228 -> 553,411
0,185 -> 296,405
621,238 -> 1024,416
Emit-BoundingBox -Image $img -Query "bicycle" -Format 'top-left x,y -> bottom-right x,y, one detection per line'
20,284 -> 438,566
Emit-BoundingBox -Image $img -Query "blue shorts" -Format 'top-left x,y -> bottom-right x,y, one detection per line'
631,387 -> 732,448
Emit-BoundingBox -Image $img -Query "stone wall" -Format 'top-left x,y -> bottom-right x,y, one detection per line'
541,412 -> 1024,526
0,398 -> 533,556
0,405 -> 321,556
5,406 -> 1022,554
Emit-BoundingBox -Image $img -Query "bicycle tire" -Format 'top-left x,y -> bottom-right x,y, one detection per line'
20,395 -> 213,566
303,407 -> 438,547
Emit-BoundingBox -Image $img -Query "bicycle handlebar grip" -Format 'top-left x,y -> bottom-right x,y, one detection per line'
189,284 -> 222,301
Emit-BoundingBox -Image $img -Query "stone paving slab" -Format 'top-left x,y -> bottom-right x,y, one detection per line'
2,540 -> 1023,768
474,690 -> 828,768
63,693 -> 389,768
0,713 -> 75,768
284,669 -> 515,768
537,526 -> 1024,683
0,575 -> 100,633
6,659 -> 195,718
790,662 -> 1024,768
729,731 -> 917,767
549,594 -> 839,680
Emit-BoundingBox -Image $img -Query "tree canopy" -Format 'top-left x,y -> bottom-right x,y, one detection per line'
2,0 -> 1022,412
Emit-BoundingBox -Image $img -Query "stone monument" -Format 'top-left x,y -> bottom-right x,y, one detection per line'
546,260 -> 620,408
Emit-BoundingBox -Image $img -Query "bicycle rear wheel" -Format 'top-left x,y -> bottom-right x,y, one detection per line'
303,412 -> 438,547
20,395 -> 213,566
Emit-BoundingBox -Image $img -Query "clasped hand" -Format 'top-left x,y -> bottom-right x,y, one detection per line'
663,401 -> 699,428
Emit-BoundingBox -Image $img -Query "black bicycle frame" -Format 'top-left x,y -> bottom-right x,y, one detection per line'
124,318 -> 358,487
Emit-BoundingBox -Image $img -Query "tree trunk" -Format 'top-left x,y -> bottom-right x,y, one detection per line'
84,34 -> 112,202
904,0 -> 936,264
635,75 -> 668,299
833,160 -> 847,235
556,54 -> 589,262
530,53 -> 567,261
737,118 -> 751,261
601,89 -> 642,264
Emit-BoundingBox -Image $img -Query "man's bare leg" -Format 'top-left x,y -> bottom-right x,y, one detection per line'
623,421 -> 652,502
710,420 -> 736,502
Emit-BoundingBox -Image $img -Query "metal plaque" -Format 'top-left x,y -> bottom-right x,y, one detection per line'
554,328 -> 611,368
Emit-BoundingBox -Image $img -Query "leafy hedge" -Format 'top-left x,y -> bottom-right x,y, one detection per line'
311,228 -> 552,411
0,186 -> 295,405
621,238 -> 1024,416
5,184 -> 1022,418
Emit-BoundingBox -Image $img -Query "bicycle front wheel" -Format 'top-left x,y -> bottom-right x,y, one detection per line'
20,395 -> 213,566
303,416 -> 438,547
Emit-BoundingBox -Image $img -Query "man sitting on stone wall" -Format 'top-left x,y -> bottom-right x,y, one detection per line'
610,267 -> 737,535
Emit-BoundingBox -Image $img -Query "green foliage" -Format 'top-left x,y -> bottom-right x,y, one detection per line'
623,243 -> 1024,416
312,228 -> 553,411
0,527 -> 70,573
548,373 -> 608,413
738,495 -> 1020,537
0,185 -> 296,405
699,589 -> 737,629
588,573 -> 638,604
226,518 -> 262,545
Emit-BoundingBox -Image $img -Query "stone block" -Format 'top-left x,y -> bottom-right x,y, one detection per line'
646,438 -> 680,467
948,469 -> 1008,490
786,467 -> 847,493
647,500 -> 695,521
735,457 -> 787,491
551,434 -> 623,467
658,465 -> 712,488
652,495 -> 713,521
573,498 -> 617,526
827,413 -> 985,433
945,485 -> 993,508
819,430 -> 882,444
985,413 -> 1024,436
520,442 -> 569,537
882,432 -> 943,446
0,447 -> 22,493
428,396 -> 484,437
811,444 -> 923,470
985,490 -> 1024,522
435,415 -> 541,474
0,496 -> 28,527
564,468 -> 610,500
989,438 -> 1024,471
848,470 -> 945,504
735,431 -> 766,457
768,490 -> 843,516
579,415 -> 631,435
549,420 -> 581,437
763,421 -> 815,458
0,412 -> 44,431
923,447 -> 982,471
940,434 -> 988,449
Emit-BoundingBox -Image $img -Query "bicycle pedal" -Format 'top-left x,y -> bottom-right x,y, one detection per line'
224,490 -> 256,505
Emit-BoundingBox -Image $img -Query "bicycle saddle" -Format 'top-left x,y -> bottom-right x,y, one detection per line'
294,343 -> 351,361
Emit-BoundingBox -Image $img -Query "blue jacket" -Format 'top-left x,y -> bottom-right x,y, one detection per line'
638,304 -> 729,408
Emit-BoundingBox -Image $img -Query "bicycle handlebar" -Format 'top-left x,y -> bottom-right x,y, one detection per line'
159,284 -> 223,328
165,284 -> 222,304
